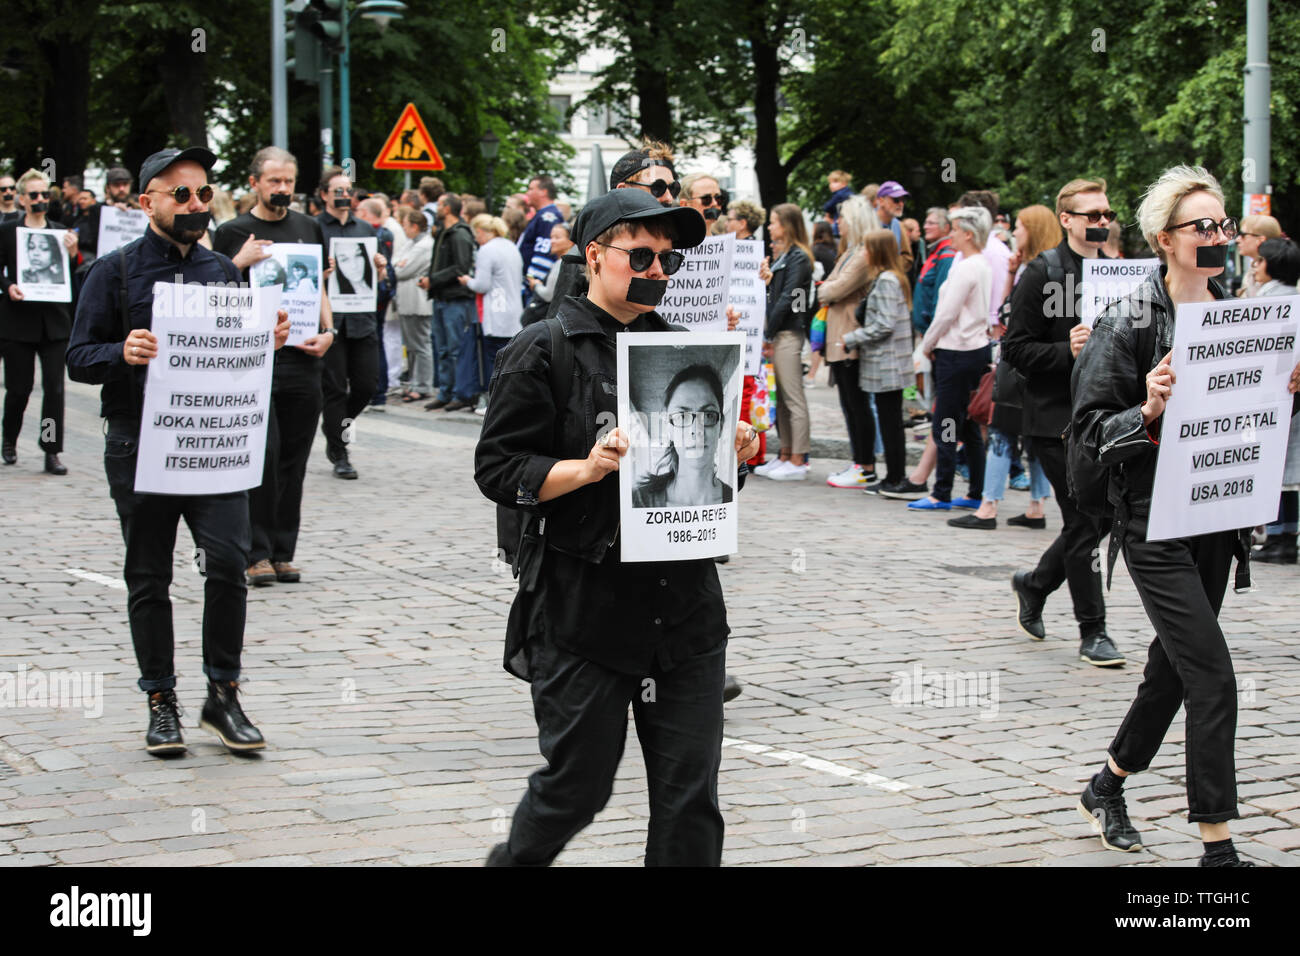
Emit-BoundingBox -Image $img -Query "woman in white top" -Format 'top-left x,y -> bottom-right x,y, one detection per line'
459,214 -> 524,395
392,208 -> 435,400
911,205 -> 992,510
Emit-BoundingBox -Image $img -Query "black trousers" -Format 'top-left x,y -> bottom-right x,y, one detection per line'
250,349 -> 322,565
1023,435 -> 1106,630
931,346 -> 989,501
1110,528 -> 1238,823
872,388 -> 907,483
829,359 -> 875,471
104,424 -> 250,693
321,331 -> 378,462
1,334 -> 66,452
499,636 -> 727,866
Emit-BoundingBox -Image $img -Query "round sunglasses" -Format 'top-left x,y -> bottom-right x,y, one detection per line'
147,184 -> 214,204
594,242 -> 685,275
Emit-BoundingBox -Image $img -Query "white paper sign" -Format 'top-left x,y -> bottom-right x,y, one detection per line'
96,206 -> 149,256
1146,294 -> 1300,542
15,227 -> 71,302
133,281 -> 279,495
327,236 -> 377,313
728,238 -> 765,377
657,232 -> 734,331
252,243 -> 322,346
617,331 -> 744,562
1081,257 -> 1159,328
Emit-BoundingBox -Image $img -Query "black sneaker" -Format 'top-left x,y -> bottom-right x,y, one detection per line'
723,674 -> 743,702
1080,631 -> 1125,667
1078,778 -> 1142,852
879,479 -> 928,501
1006,513 -> 1047,529
1254,536 -> 1298,564
948,513 -> 996,530
1011,571 -> 1046,640
1198,854 -> 1256,867
146,690 -> 186,755
333,458 -> 358,479
200,680 -> 266,752
863,478 -> 887,495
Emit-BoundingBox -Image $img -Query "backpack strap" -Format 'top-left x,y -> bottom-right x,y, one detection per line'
1040,246 -> 1065,287
118,245 -> 141,424
545,316 -> 574,455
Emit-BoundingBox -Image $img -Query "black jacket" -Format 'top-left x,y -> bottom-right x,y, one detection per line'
426,220 -> 475,301
765,246 -> 812,339
1003,239 -> 1106,438
0,218 -> 74,342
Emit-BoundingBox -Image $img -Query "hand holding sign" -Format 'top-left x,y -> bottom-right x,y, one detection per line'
61,230 -> 78,254
1142,350 -> 1176,424
232,234 -> 274,272
586,427 -> 630,483
735,421 -> 760,462
124,328 -> 159,365
1290,360 -> 1300,394
274,310 -> 291,350
1069,323 -> 1091,359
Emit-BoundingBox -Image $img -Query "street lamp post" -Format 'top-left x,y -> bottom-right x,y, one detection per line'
339,1 -> 407,171
480,131 -> 500,214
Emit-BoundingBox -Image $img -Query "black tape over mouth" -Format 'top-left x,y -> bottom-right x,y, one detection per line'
626,277 -> 669,306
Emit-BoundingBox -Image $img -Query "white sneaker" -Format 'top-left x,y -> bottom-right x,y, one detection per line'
826,465 -> 867,488
768,461 -> 809,481
753,459 -> 787,477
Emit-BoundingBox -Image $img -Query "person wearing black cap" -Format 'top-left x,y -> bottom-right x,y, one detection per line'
476,188 -> 760,866
316,165 -> 385,479
75,166 -> 139,261
214,146 -> 336,587
67,146 -> 292,756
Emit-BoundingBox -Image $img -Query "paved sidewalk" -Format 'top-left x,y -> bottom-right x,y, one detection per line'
0,381 -> 1296,866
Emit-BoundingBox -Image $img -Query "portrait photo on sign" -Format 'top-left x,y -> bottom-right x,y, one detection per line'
251,253 -> 287,289
617,331 -> 744,563
327,236 -> 378,313
285,255 -> 319,293
15,227 -> 71,302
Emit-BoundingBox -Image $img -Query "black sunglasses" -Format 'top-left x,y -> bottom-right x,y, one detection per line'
148,184 -> 214,204
1169,217 -> 1238,240
25,190 -> 51,200
628,178 -> 681,200
594,242 -> 685,275
0,186 -> 15,194
694,193 -> 724,207
1065,208 -> 1117,224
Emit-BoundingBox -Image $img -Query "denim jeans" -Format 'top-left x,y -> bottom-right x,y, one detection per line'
104,424 -> 249,692
983,428 -> 1051,502
432,298 -> 474,402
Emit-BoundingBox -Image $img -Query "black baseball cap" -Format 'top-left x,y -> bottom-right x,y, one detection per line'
105,166 -> 133,185
563,189 -> 706,263
609,149 -> 676,190
138,147 -> 217,192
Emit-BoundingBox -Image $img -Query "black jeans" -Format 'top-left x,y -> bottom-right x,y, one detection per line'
321,331 -> 378,462
250,349 -> 322,564
931,346 -> 990,501
1110,528 -> 1238,823
1,335 -> 66,452
104,424 -> 250,692
872,389 -> 907,483
1023,435 -> 1106,630
499,635 -> 727,866
829,359 -> 875,471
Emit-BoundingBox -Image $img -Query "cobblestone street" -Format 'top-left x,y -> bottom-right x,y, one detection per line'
1,377 -> 1297,866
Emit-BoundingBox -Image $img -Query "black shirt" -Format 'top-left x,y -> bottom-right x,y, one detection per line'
66,226 -> 239,422
527,299 -> 730,677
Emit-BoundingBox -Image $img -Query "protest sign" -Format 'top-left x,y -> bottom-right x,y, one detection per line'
96,206 -> 150,257
1147,294 -> 1300,541
251,243 -> 322,346
15,227 -> 71,302
728,237 -> 765,376
657,232 -> 734,331
617,331 -> 744,562
133,280 -> 279,495
327,236 -> 378,313
1080,258 -> 1159,327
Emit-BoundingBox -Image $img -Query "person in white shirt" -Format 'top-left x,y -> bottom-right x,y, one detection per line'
911,205 -> 992,511
458,214 -> 524,407
393,207 -> 435,400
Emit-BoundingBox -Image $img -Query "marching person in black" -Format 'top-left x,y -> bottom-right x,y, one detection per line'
475,189 -> 760,866
66,147 -> 291,756
0,168 -> 79,474
316,166 -> 385,479
1002,177 -> 1122,666
1072,165 -> 1300,866
214,146 -> 335,587
75,166 -> 140,261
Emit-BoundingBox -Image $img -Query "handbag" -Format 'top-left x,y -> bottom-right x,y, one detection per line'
967,366 -> 996,426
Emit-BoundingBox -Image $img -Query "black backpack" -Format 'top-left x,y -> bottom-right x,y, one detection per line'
494,318 -> 574,576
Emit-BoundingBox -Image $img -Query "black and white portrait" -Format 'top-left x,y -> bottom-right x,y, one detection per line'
327,236 -> 377,314
15,227 -> 71,303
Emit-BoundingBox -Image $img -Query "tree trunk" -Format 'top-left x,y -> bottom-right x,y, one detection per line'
749,24 -> 784,213
159,29 -> 210,149
38,32 -> 91,183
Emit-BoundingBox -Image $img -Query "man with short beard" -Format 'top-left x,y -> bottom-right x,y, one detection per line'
67,146 -> 292,756
214,146 -> 336,587
78,167 -> 141,259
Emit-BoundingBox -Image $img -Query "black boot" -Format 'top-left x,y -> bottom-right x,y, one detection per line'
145,690 -> 186,755
200,680 -> 265,752
1255,534 -> 1297,564
44,453 -> 67,475
1011,571 -> 1046,640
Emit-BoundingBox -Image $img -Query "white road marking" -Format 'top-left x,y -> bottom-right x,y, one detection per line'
64,568 -> 125,590
722,736 -> 910,792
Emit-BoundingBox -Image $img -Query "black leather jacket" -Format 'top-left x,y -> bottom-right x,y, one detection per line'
765,246 -> 812,339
